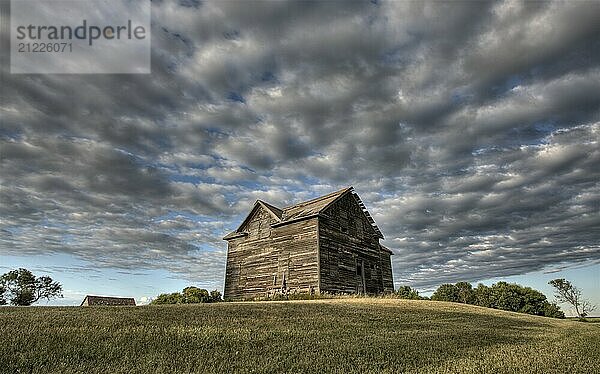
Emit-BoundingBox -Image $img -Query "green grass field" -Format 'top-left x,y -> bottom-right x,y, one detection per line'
1,299 -> 598,373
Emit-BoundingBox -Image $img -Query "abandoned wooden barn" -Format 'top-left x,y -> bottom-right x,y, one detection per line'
223,187 -> 394,300
80,295 -> 136,306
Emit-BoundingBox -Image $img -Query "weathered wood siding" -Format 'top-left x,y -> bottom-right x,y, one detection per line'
271,218 -> 319,292
318,193 -> 394,294
380,250 -> 394,292
224,205 -> 319,300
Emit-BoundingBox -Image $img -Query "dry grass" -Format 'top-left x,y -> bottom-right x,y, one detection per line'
1,298 -> 598,373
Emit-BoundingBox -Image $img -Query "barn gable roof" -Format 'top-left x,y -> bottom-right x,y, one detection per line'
348,190 -> 384,239
260,200 -> 283,220
223,200 -> 283,240
379,244 -> 393,254
223,187 -> 384,239
281,187 -> 352,221
80,295 -> 136,306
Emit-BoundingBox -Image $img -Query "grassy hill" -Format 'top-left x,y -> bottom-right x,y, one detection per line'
1,298 -> 598,373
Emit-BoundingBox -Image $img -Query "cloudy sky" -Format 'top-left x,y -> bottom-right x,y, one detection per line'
1,0 -> 599,311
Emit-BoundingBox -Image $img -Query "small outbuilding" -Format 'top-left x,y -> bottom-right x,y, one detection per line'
80,295 -> 136,306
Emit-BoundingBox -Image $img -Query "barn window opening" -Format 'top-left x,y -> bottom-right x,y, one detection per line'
273,274 -> 277,286
356,261 -> 362,276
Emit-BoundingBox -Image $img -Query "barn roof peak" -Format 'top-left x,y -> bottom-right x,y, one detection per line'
257,199 -> 283,220
281,186 -> 353,221
224,187 -> 384,239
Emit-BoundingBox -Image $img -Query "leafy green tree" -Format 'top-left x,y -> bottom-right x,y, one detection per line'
490,282 -> 524,312
549,278 -> 596,318
183,286 -> 210,303
455,282 -> 475,304
474,283 -> 492,308
0,268 -> 63,306
432,282 -> 475,304
518,285 -> 548,315
431,284 -> 459,302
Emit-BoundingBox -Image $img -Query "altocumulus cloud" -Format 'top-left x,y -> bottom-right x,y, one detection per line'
1,0 -> 599,289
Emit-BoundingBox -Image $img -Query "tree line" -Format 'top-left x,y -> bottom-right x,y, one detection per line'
430,281 -> 564,318
2,268 -> 594,318
393,278 -> 596,319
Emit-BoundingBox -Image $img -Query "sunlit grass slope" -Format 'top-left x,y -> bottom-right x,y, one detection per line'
1,298 -> 598,373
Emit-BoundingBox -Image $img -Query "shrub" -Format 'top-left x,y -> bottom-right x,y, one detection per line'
542,301 -> 565,319
393,286 -> 423,300
210,290 -> 223,302
151,292 -> 184,305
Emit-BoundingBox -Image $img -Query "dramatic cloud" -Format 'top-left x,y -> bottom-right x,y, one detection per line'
1,0 -> 599,290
